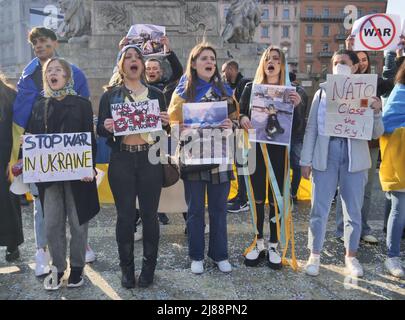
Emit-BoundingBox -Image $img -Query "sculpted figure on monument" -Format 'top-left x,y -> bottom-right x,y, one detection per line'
59,0 -> 91,39
222,0 -> 261,43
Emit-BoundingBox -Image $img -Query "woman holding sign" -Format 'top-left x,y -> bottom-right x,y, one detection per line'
300,49 -> 384,278
239,46 -> 304,269
0,73 -> 24,262
26,58 -> 99,290
97,44 -> 169,289
168,42 -> 238,274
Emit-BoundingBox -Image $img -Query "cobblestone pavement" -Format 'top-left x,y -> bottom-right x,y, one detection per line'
1,174 -> 404,300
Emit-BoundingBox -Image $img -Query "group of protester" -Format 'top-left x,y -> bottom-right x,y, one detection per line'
0,25 -> 404,292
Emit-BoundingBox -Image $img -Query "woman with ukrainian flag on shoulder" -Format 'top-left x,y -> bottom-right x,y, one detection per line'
168,42 -> 239,275
239,46 -> 304,269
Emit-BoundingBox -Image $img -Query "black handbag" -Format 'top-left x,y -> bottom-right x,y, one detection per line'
162,155 -> 180,188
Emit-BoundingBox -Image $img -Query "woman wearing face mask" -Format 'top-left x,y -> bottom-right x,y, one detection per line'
239,46 -> 304,269
300,49 -> 384,277
26,58 -> 99,290
168,43 -> 238,274
97,45 -> 169,288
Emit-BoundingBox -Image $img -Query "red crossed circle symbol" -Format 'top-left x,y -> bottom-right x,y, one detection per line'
359,14 -> 396,50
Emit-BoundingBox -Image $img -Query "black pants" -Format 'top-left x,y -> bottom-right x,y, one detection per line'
250,143 -> 286,243
108,150 -> 162,268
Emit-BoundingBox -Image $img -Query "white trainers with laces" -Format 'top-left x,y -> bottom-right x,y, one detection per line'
384,257 -> 404,278
361,234 -> 379,245
191,260 -> 204,274
244,238 -> 266,267
305,254 -> 320,276
85,245 -> 96,263
215,260 -> 232,273
267,242 -> 282,270
345,256 -> 364,277
35,248 -> 50,277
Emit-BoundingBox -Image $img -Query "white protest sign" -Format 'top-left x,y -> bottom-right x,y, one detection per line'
23,132 -> 93,183
126,24 -> 166,56
352,13 -> 401,51
111,99 -> 162,136
325,74 -> 377,140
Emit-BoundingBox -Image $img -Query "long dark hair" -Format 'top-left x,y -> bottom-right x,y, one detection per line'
357,51 -> 371,74
184,42 -> 227,102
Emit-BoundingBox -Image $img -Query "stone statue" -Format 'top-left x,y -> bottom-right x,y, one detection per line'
58,0 -> 91,40
221,0 -> 261,43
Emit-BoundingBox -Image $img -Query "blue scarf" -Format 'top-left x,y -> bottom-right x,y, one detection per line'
383,84 -> 405,134
175,74 -> 233,102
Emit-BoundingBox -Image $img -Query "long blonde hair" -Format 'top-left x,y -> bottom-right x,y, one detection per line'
184,42 -> 227,102
253,46 -> 286,85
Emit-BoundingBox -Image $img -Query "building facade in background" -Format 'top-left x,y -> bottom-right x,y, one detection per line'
298,0 -> 387,93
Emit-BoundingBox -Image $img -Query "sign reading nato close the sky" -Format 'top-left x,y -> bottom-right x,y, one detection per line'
22,132 -> 93,183
325,74 -> 377,140
352,13 -> 402,51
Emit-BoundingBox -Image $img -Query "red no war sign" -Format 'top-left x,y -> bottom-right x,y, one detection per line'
352,13 -> 401,51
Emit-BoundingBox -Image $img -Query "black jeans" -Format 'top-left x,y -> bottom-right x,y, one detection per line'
108,150 -> 162,268
250,143 -> 286,243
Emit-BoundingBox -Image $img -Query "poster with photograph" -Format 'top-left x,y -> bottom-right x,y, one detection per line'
325,74 -> 377,140
249,84 -> 295,146
126,24 -> 166,56
181,101 -> 230,165
111,99 -> 162,136
22,132 -> 93,183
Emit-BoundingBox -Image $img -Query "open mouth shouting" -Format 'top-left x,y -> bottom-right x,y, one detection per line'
130,64 -> 139,72
267,64 -> 275,72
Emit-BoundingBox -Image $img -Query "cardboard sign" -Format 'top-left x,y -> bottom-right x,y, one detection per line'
181,101 -> 230,165
249,84 -> 295,146
352,13 -> 401,51
22,132 -> 93,183
126,24 -> 166,56
325,74 -> 377,140
111,99 -> 162,136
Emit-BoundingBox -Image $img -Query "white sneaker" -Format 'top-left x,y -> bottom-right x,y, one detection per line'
345,256 -> 364,277
305,254 -> 320,276
135,226 -> 143,241
85,246 -> 96,263
204,224 -> 209,234
267,242 -> 282,270
385,257 -> 404,278
191,260 -> 204,274
215,260 -> 232,273
361,234 -> 379,245
35,248 -> 50,277
244,238 -> 266,266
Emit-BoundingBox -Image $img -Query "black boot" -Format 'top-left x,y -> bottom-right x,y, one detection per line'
138,260 -> 156,288
5,246 -> 20,262
121,265 -> 135,289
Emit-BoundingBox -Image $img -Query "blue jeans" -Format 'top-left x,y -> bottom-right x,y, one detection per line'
308,138 -> 367,253
386,192 -> 405,258
335,147 -> 379,237
30,184 -> 47,249
183,180 -> 230,261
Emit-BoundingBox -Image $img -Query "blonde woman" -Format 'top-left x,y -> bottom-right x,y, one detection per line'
239,46 -> 304,268
26,58 -> 99,290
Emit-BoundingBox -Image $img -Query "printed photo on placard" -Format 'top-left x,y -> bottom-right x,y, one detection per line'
110,99 -> 162,136
249,83 -> 295,146
126,24 -> 165,56
181,101 -> 230,165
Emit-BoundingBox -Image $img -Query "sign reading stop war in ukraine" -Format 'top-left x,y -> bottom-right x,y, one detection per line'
325,74 -> 377,140
22,132 -> 93,183
111,99 -> 162,136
